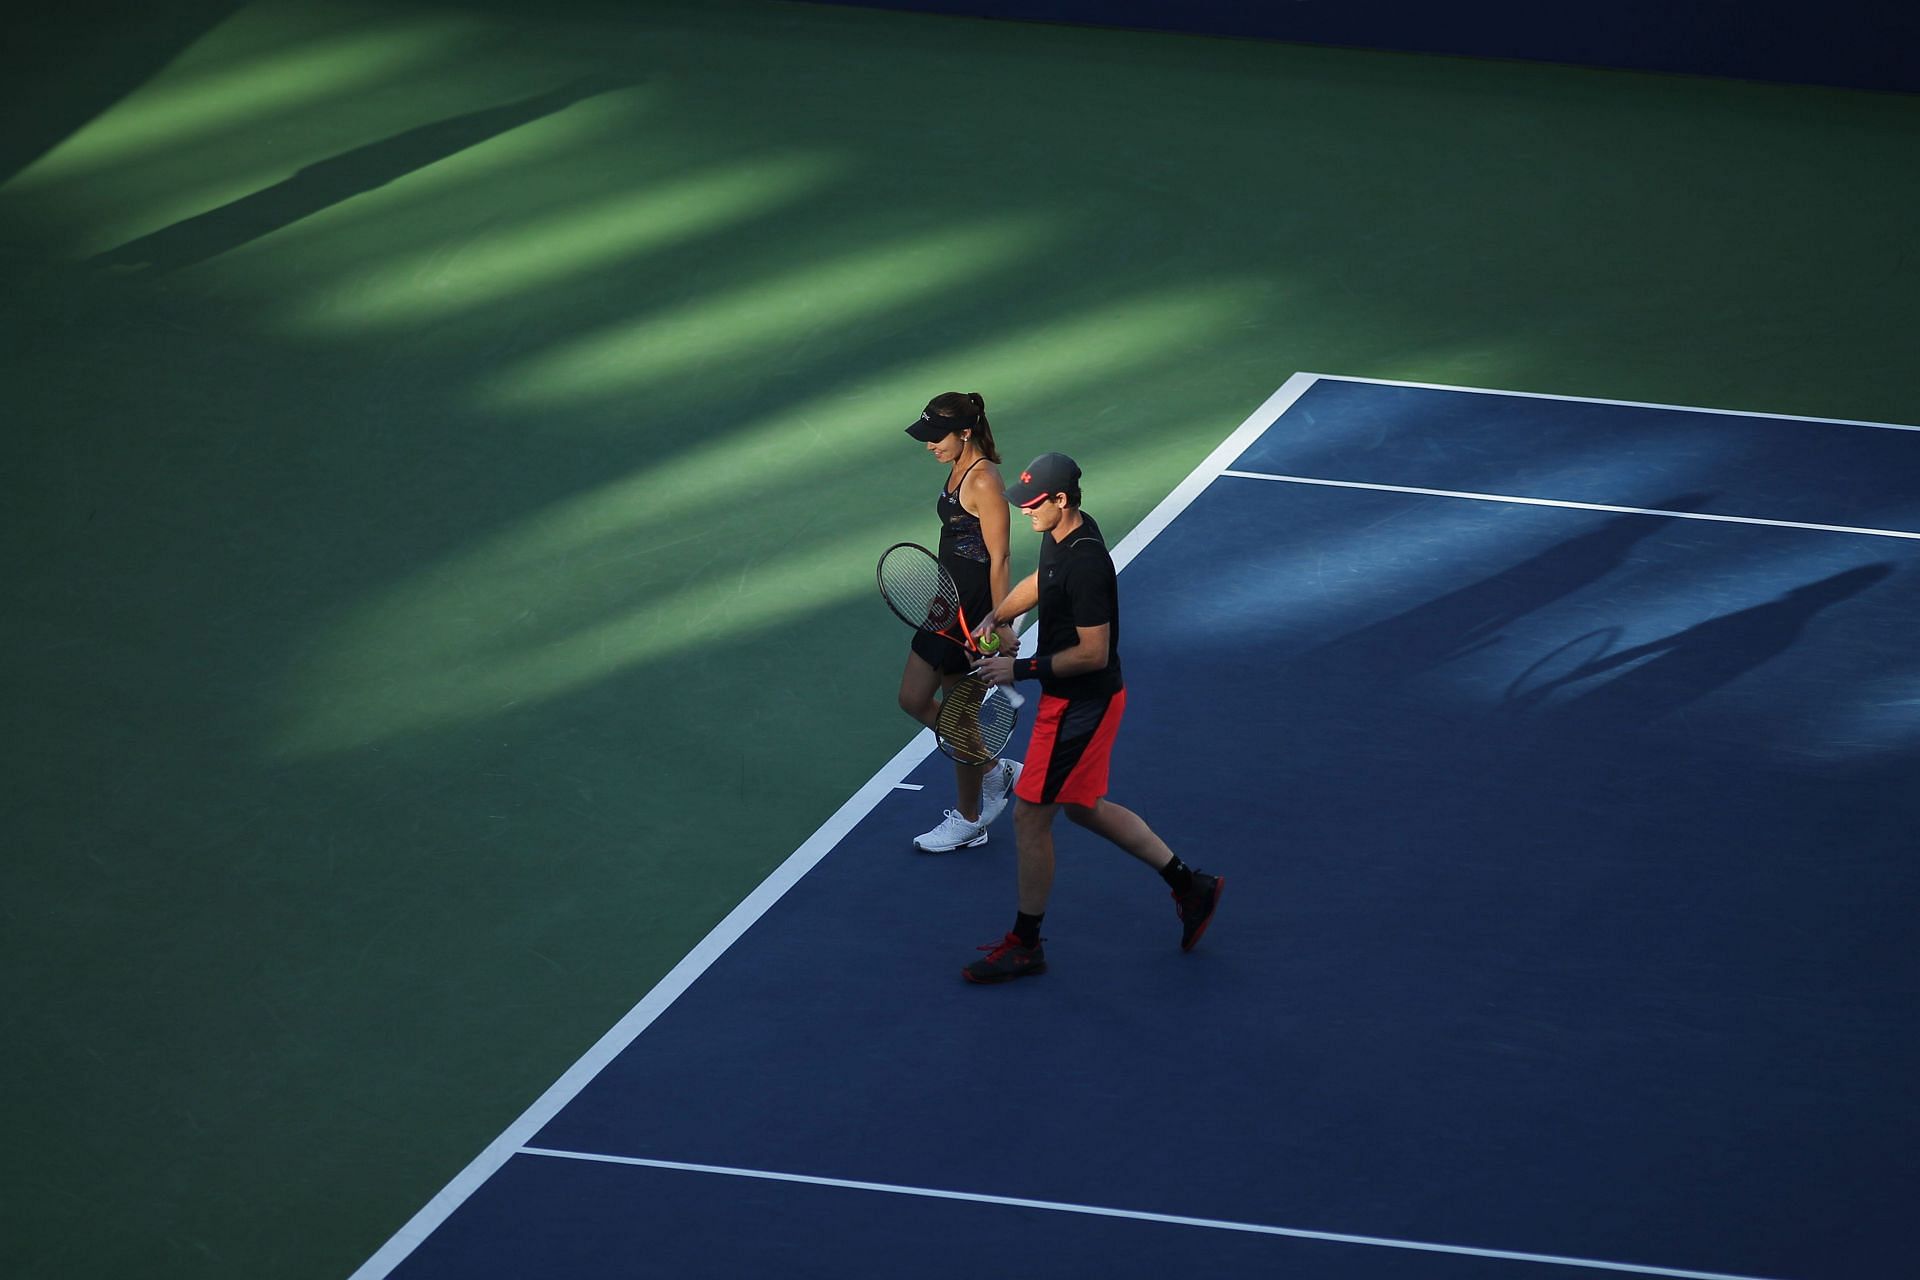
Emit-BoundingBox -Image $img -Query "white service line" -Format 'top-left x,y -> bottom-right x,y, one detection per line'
1221,470 -> 1920,541
1110,371 -> 1322,569
1308,373 -> 1920,433
516,1148 -> 1794,1280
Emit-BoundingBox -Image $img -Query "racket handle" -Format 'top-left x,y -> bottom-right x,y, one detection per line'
975,630 -> 1025,707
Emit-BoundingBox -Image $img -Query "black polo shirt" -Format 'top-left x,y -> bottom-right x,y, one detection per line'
1033,512 -> 1122,700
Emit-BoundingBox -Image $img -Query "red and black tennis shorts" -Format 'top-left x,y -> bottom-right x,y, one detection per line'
1014,689 -> 1127,808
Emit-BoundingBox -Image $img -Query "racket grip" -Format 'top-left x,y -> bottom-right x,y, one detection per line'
975,630 -> 1024,706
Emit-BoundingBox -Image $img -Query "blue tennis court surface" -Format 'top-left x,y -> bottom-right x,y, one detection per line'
357,376 -> 1920,1280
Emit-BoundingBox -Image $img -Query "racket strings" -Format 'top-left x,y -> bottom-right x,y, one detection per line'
936,676 -> 1018,765
878,547 -> 963,634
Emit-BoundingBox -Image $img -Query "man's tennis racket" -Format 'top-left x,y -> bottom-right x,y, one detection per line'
934,656 -> 1021,766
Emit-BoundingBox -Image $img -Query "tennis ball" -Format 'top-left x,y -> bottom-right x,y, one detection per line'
980,632 -> 1000,654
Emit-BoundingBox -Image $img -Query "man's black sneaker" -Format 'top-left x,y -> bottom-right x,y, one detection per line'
962,932 -> 1047,983
1175,873 -> 1223,952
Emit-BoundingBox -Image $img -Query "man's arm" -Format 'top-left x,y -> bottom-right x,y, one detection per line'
1042,549 -> 1115,677
988,571 -> 1039,627
992,621 -> 1105,686
1044,623 -> 1110,678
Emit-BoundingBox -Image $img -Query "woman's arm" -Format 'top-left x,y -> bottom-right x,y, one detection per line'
966,463 -> 1019,646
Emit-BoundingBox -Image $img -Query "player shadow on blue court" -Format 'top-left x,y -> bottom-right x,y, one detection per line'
90,74 -> 631,275
1291,493 -> 1713,680
1504,562 -> 1898,728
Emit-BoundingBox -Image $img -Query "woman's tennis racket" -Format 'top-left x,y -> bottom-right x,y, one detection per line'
875,542 -> 1023,702
877,542 -> 1023,763
1504,626 -> 1623,710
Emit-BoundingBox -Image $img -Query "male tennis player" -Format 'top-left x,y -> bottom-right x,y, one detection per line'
964,453 -> 1222,982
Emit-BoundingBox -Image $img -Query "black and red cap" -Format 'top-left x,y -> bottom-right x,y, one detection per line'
905,409 -> 970,443
1004,452 -> 1080,509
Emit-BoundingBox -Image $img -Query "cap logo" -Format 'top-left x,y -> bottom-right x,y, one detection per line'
1020,470 -> 1032,483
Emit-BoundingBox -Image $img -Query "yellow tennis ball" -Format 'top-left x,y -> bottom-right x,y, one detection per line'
980,632 -> 1001,654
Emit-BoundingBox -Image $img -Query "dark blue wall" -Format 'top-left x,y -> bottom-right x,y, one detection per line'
810,1 -> 1918,93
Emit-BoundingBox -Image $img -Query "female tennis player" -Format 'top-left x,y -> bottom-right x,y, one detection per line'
898,392 -> 1022,852
963,452 -> 1222,981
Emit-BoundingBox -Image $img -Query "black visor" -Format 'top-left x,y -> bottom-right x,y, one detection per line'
905,411 -> 967,443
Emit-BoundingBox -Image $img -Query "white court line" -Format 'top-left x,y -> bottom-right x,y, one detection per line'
516,1148 -> 1793,1280
1309,372 -> 1920,433
345,376 -> 1317,1280
1110,372 -> 1322,568
346,729 -> 943,1279
892,782 -> 925,791
1221,470 -> 1920,541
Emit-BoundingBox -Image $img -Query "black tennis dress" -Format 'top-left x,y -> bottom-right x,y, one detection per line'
912,457 -> 993,675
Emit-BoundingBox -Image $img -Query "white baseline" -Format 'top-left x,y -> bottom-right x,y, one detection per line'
1311,372 -> 1920,433
517,1148 -> 1795,1280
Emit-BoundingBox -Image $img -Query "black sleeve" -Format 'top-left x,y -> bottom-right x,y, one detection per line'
1062,548 -> 1117,629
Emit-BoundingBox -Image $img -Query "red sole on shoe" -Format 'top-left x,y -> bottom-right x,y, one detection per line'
1181,877 -> 1224,953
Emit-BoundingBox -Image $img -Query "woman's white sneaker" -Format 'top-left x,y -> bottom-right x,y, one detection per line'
914,809 -> 989,852
977,759 -> 1023,827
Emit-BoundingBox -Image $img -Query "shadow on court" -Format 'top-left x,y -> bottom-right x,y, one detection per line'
90,75 -> 630,274
1296,493 -> 1714,678
1518,562 -> 1897,727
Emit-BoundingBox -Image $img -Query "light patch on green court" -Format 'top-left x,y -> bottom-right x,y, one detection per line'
276,281 -> 1266,754
6,15 -> 488,192
278,518 -> 898,755
479,215 -> 1063,407
470,280 -> 1266,540
290,152 -> 845,330
276,415 -> 1240,758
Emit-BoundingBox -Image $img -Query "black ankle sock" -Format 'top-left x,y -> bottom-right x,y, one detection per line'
1013,911 -> 1044,947
1158,856 -> 1195,895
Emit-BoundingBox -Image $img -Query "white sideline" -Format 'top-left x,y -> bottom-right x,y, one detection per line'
346,376 -> 1316,1280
